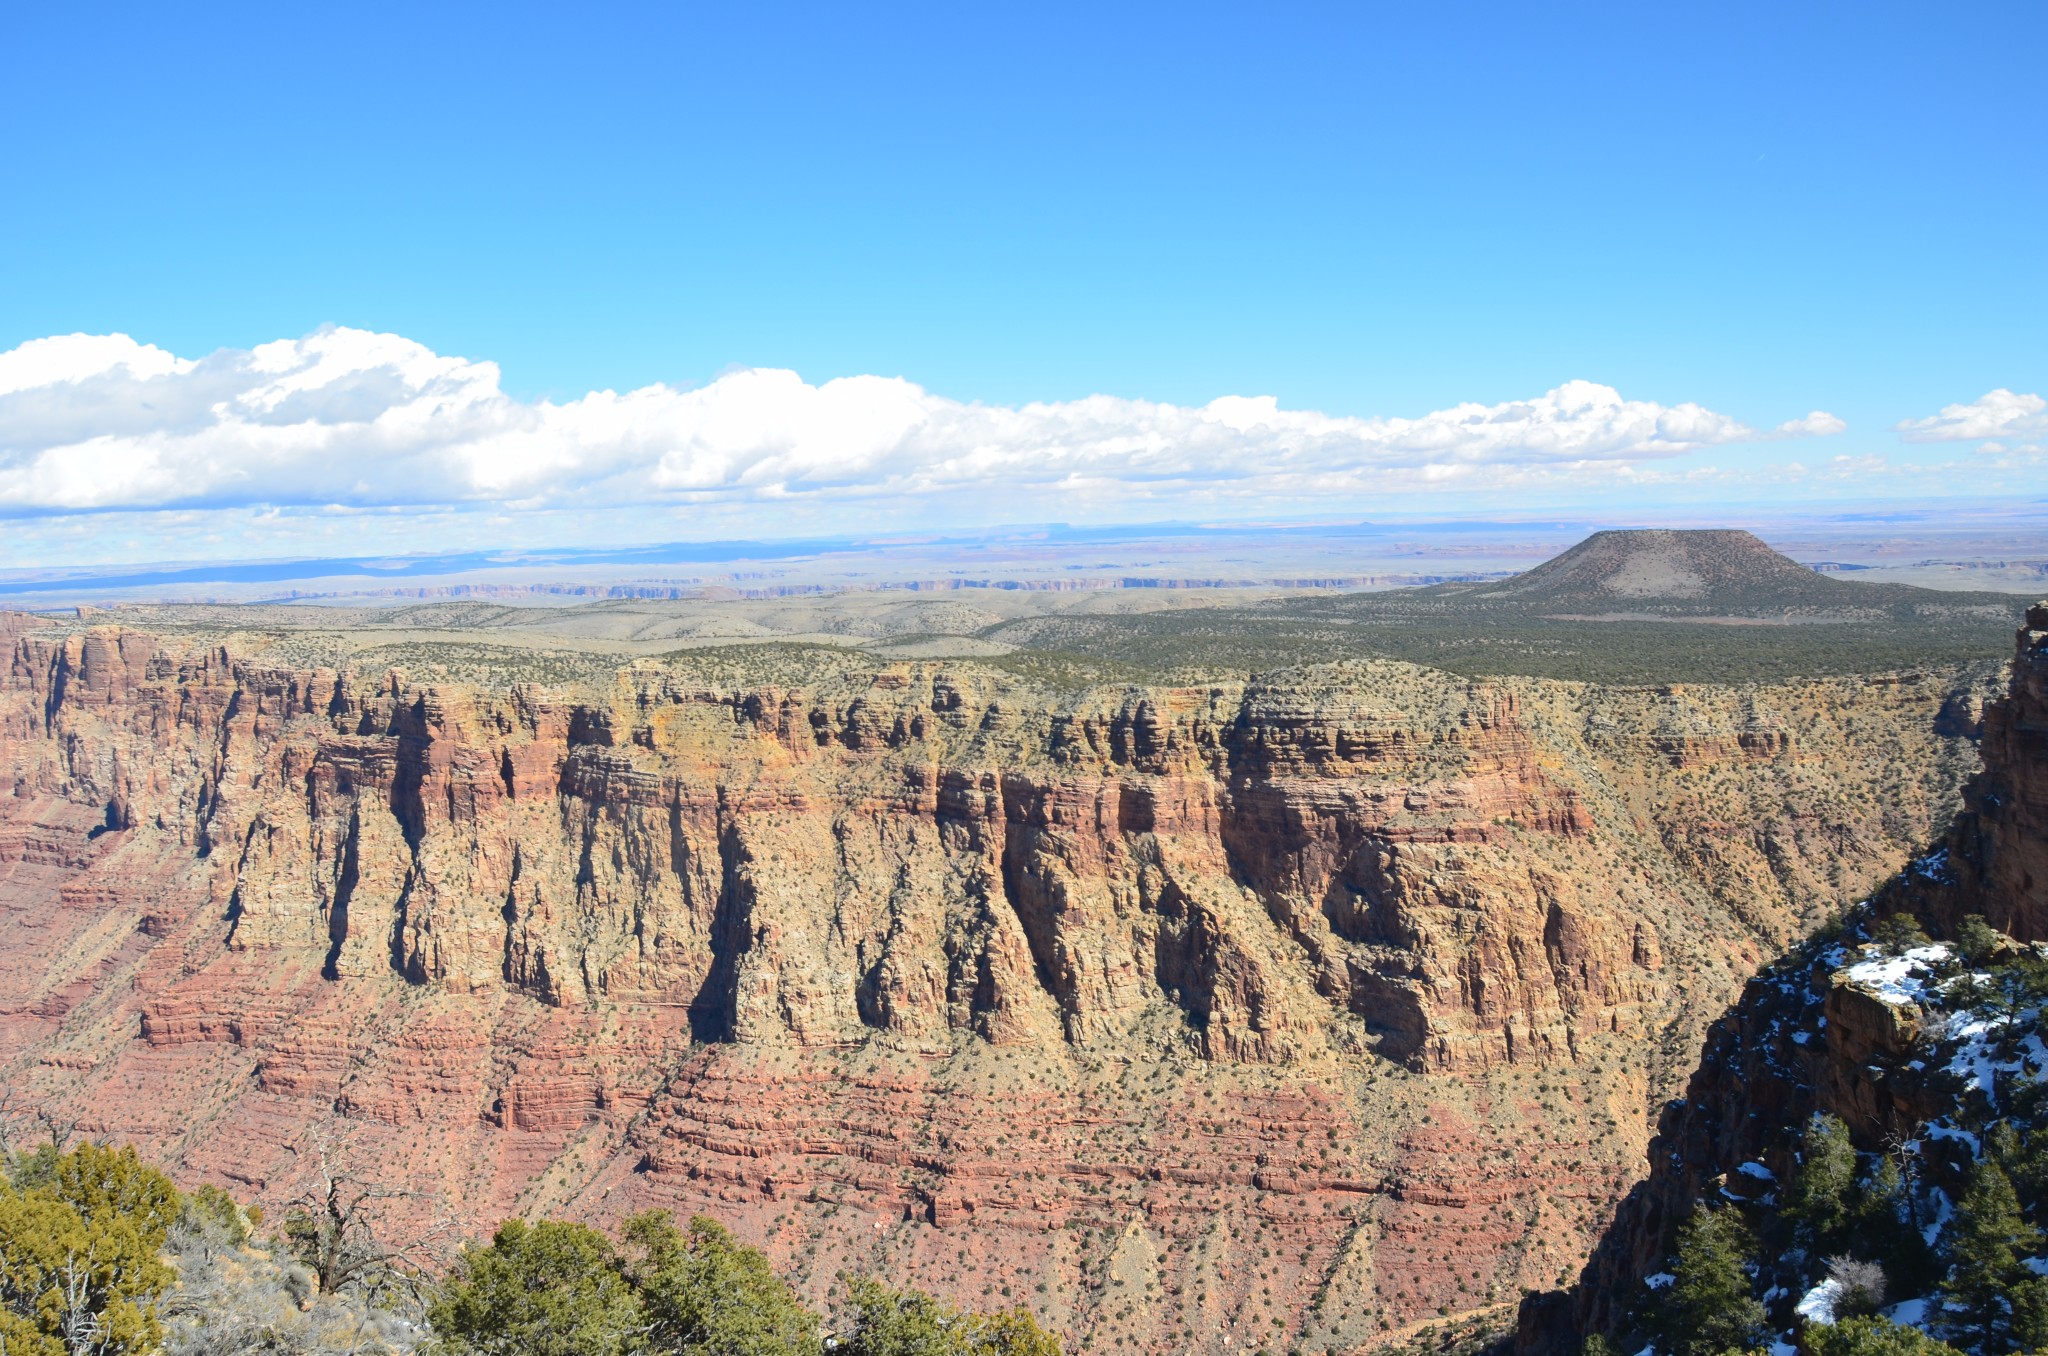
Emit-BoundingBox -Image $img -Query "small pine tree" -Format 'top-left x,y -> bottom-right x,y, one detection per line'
1870,914 -> 1932,955
1854,1153 -> 1939,1293
1995,1121 -> 2048,1220
1662,1205 -> 1765,1356
965,1306 -> 1064,1356
1954,914 -> 2003,968
2008,951 -> 2048,1006
1785,1114 -> 1858,1255
2014,1278 -> 2048,1355
1942,1160 -> 2045,1354
179,1183 -> 251,1248
836,1278 -> 963,1356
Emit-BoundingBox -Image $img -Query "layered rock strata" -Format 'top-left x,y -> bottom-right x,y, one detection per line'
1518,603 -> 2048,1354
0,613 -> 1994,1352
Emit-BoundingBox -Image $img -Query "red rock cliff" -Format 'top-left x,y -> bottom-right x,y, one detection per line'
0,620 -> 1989,1352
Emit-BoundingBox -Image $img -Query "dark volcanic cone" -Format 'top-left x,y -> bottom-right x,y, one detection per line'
1460,529 -> 1850,613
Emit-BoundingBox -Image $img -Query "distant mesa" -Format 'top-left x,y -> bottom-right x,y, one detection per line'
1456,528 -> 1848,611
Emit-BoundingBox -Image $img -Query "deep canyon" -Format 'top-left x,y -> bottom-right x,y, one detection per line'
0,572 -> 2010,1353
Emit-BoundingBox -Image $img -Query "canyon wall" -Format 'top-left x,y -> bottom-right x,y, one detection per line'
0,611 -> 1995,1352
1517,604 -> 2048,1354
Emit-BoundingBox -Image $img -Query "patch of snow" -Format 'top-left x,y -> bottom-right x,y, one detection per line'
1796,1279 -> 1844,1326
1739,1161 -> 1777,1181
1644,1272 -> 1675,1290
1843,945 -> 1951,1003
1883,1297 -> 1931,1329
1792,1031 -> 1812,1045
1921,1189 -> 1954,1247
1941,1003 -> 2048,1102
2027,1256 -> 2048,1277
1912,848 -> 1952,881
1924,1122 -> 1981,1154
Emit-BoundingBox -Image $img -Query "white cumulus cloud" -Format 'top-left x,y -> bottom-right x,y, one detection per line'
0,333 -> 191,396
1896,389 -> 2048,443
0,327 -> 1847,516
1775,410 -> 1849,437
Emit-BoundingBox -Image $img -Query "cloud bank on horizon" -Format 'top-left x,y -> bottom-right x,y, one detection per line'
1896,389 -> 2048,453
0,328 -> 1865,524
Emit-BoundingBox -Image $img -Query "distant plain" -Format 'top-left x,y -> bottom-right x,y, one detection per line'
21,511 -> 2043,689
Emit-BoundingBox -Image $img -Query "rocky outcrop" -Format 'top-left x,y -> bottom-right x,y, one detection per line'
1518,604 -> 2048,1355
0,620 -> 1993,1352
1515,933 -> 1955,1351
1923,602 -> 2048,941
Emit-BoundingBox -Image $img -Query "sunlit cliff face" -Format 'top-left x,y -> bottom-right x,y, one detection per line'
0,599 -> 1990,1352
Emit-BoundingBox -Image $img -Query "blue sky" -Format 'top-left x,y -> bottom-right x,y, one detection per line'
2,2 -> 2044,563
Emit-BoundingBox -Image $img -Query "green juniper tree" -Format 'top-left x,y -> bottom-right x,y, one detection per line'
427,1219 -> 643,1356
620,1212 -> 820,1356
426,1216 -> 1063,1356
1989,1113 -> 2048,1220
835,1279 -> 1061,1356
1805,1317 -> 1965,1356
0,1142 -> 181,1356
